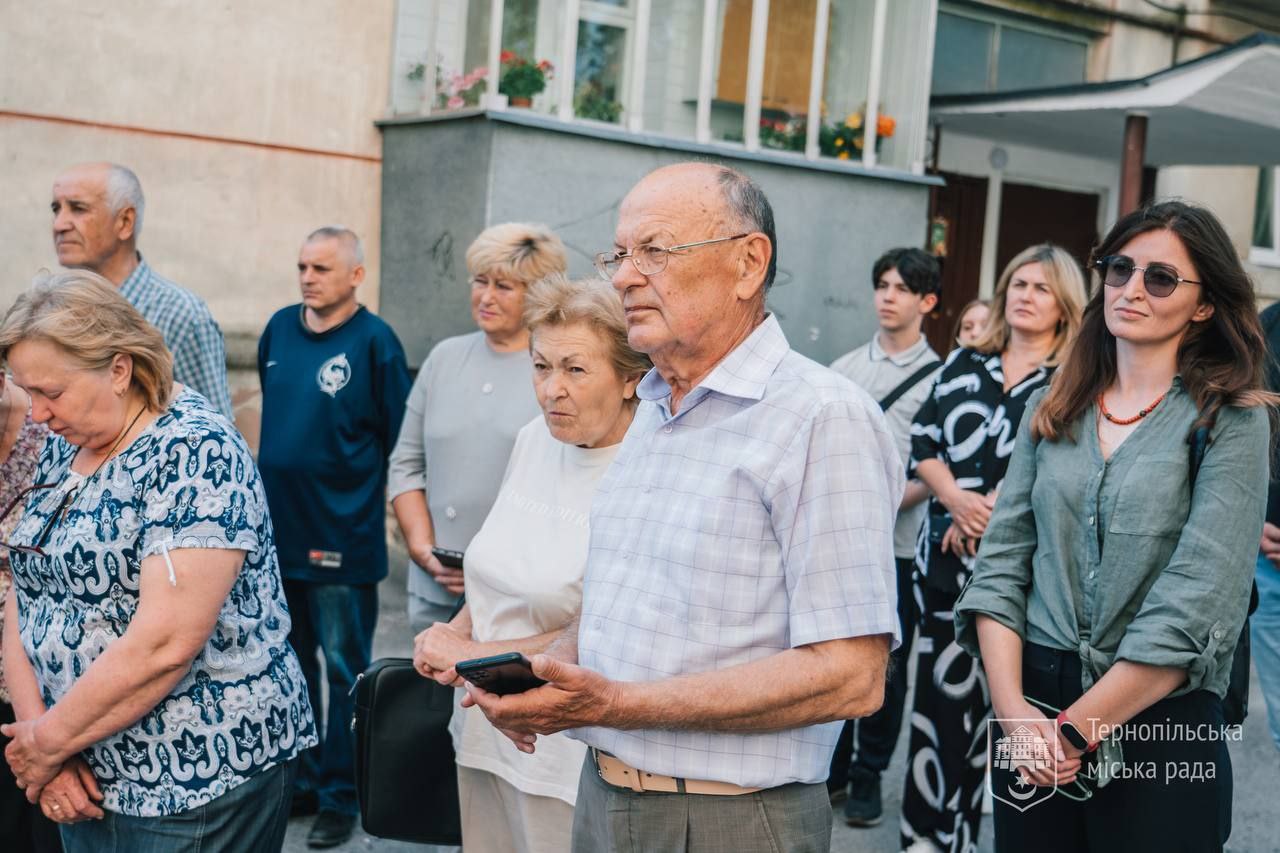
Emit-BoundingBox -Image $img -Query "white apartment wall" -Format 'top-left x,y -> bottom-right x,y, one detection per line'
1157,166 -> 1280,299
2,0 -> 393,338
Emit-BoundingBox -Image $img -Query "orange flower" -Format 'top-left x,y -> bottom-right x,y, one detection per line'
500,50 -> 515,63
837,151 -> 851,160
876,114 -> 896,138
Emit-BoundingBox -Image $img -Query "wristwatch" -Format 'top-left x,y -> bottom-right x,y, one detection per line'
1056,711 -> 1095,752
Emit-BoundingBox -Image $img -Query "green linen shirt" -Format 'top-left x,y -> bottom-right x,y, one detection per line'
954,380 -> 1270,698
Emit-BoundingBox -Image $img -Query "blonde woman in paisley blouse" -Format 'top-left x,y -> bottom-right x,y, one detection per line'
0,271 -> 316,853
0,372 -> 55,851
900,245 -> 1086,853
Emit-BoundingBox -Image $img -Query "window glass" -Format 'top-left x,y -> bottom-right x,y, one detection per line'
712,0 -> 753,142
996,26 -> 1086,91
576,21 -> 628,123
640,0 -> 702,138
871,0 -> 934,170
814,0 -> 876,160
931,12 -> 993,95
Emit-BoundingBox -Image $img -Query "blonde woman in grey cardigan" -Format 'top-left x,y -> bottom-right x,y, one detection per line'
388,223 -> 567,633
956,201 -> 1274,853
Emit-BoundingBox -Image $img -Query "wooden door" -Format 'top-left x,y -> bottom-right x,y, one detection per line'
996,182 -> 1100,284
924,171 -> 989,356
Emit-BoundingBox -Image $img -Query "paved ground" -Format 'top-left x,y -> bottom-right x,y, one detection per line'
285,548 -> 1280,852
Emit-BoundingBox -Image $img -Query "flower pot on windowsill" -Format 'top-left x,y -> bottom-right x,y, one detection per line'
509,96 -> 532,108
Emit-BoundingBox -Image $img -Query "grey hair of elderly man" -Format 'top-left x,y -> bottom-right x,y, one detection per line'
604,163 -> 782,413
59,162 -> 146,236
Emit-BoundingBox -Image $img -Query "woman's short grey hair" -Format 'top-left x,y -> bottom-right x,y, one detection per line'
105,164 -> 146,239
716,167 -> 777,291
0,270 -> 173,411
466,223 -> 567,284
524,275 -> 652,400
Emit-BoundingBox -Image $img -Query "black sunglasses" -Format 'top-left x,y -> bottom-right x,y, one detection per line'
0,481 -> 78,558
1094,255 -> 1201,298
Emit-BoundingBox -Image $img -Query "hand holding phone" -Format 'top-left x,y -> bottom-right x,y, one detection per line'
431,546 -> 465,570
455,652 -> 547,695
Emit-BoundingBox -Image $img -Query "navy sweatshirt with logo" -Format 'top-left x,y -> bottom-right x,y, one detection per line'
257,304 -> 412,584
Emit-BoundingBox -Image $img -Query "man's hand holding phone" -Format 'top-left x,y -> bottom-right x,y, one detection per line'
461,655 -> 621,755
409,544 -> 465,595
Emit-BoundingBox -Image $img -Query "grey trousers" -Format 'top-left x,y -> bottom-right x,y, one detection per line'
570,754 -> 832,853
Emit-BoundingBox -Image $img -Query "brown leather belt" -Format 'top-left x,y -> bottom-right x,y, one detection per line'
591,748 -> 762,796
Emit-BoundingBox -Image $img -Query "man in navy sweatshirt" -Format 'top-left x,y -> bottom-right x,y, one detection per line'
257,226 -> 412,848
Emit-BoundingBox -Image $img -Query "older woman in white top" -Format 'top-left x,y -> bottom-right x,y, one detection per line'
388,223 -> 567,632
414,275 -> 650,852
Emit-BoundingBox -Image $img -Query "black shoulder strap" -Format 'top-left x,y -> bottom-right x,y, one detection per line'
1187,421 -> 1211,487
879,360 -> 941,413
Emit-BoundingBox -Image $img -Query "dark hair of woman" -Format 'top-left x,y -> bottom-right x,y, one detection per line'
1033,200 -> 1275,442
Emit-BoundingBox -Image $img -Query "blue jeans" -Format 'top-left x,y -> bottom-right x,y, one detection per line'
60,758 -> 296,853
285,580 -> 379,815
1254,553 -> 1280,751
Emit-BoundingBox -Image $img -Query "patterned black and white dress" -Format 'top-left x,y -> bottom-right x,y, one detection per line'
9,389 -> 317,818
900,347 -> 1054,853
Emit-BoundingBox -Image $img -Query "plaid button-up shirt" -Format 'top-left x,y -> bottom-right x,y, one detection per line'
573,315 -> 904,788
119,256 -> 232,418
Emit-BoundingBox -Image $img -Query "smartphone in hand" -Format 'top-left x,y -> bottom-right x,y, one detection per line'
455,652 -> 547,695
431,546 -> 465,569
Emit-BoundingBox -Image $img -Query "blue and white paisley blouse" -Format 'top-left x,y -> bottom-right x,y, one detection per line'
9,389 -> 317,817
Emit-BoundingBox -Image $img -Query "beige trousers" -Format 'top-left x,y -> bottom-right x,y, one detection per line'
458,765 -> 575,853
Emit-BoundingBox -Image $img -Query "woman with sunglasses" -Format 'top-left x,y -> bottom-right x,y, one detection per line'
900,244 -> 1086,853
955,201 -> 1272,851
0,271 -> 316,852
0,372 -> 58,852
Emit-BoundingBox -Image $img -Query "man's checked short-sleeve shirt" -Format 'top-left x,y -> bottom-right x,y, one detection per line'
119,256 -> 233,419
573,315 -> 904,789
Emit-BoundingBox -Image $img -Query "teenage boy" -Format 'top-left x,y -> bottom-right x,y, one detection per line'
827,247 -> 943,827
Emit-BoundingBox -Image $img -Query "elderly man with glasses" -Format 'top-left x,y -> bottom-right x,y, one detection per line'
463,162 -> 904,852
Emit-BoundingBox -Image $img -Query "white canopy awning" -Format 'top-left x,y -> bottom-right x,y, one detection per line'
930,34 -> 1280,166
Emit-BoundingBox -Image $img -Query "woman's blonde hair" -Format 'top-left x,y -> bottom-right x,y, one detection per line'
972,243 -> 1087,367
0,270 -> 174,411
524,275 -> 652,399
466,222 -> 568,284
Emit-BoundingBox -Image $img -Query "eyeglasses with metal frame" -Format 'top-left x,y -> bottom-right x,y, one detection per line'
1094,255 -> 1201,298
593,233 -> 750,281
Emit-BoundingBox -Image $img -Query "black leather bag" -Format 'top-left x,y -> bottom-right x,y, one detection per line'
352,657 -> 462,845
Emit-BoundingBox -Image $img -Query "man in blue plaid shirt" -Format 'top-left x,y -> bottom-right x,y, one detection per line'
51,162 -> 233,418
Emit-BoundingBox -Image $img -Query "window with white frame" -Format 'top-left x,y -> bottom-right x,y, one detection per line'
391,0 -> 936,173
575,2 -> 634,123
1252,167 -> 1279,266
931,5 -> 1089,96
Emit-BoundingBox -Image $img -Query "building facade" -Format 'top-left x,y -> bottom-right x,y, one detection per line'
925,0 -> 1280,346
1,0 -> 394,440
381,0 -> 943,367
